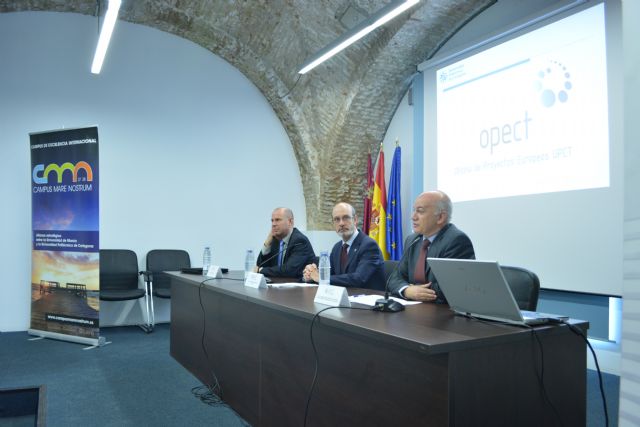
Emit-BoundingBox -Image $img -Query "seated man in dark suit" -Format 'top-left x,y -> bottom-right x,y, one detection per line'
302,202 -> 385,290
255,207 -> 315,278
388,191 -> 475,303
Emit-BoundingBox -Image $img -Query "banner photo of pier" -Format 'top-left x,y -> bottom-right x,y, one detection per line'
29,127 -> 100,344
31,250 -> 99,338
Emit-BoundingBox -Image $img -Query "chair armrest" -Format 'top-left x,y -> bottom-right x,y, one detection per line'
139,270 -> 153,283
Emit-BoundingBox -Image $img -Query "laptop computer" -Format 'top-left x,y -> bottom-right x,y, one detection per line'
427,258 -> 567,326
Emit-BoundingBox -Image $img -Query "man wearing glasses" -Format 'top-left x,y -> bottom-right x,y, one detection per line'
387,190 -> 475,303
303,202 -> 385,290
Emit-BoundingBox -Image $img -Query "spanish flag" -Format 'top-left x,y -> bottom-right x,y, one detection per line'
369,146 -> 390,260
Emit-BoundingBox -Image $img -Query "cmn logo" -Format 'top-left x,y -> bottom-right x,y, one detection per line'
32,161 -> 93,184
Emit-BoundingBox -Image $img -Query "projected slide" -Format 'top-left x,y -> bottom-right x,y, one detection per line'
436,4 -> 608,202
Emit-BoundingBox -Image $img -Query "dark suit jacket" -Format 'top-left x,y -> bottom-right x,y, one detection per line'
256,227 -> 315,278
387,223 -> 475,303
328,230 -> 385,290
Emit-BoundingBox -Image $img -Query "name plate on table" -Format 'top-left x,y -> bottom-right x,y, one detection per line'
244,272 -> 267,289
314,284 -> 351,307
205,266 -> 223,278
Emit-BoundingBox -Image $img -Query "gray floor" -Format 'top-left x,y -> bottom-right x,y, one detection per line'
0,325 -> 247,427
0,324 -> 619,426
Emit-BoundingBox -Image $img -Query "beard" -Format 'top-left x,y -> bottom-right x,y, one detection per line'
337,227 -> 355,240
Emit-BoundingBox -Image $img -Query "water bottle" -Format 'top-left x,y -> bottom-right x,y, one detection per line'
244,249 -> 255,279
319,251 -> 331,286
202,246 -> 211,276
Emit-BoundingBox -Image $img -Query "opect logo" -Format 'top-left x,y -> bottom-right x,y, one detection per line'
534,59 -> 572,108
32,161 -> 93,184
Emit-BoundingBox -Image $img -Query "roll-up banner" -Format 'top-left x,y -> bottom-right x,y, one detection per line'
28,127 -> 101,346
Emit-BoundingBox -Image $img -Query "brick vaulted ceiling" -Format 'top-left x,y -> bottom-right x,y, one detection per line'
1,0 -> 493,229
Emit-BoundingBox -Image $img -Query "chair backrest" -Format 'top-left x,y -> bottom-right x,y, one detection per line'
146,249 -> 191,289
383,260 -> 398,284
100,249 -> 140,291
500,265 -> 540,311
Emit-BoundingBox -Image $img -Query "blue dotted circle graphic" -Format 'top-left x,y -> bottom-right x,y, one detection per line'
535,60 -> 572,108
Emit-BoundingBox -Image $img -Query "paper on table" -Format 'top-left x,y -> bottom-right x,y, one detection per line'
268,282 -> 319,289
348,294 -> 421,307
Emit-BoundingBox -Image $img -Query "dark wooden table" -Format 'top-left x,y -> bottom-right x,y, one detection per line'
169,271 -> 588,427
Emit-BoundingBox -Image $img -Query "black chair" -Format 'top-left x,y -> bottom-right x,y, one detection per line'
99,249 -> 150,332
383,260 -> 398,283
500,265 -> 540,311
143,249 -> 191,331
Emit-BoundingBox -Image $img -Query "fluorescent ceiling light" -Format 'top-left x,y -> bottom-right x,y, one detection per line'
91,0 -> 122,74
298,0 -> 419,74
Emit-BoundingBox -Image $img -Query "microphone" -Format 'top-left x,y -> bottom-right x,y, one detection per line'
373,235 -> 422,313
257,242 -> 301,269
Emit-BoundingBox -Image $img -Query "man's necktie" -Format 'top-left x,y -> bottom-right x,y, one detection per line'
340,243 -> 349,274
413,239 -> 430,284
277,240 -> 285,266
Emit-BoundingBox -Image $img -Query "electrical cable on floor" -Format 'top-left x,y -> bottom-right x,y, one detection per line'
191,277 -> 226,406
191,383 -> 224,406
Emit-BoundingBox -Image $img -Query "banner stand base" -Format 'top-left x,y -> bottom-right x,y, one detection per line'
83,336 -> 111,350
27,329 -> 108,349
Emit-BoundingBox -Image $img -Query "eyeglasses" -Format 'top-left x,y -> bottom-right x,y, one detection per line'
412,206 -> 443,216
332,215 -> 353,224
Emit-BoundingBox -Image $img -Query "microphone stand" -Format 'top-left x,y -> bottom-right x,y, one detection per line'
373,280 -> 405,312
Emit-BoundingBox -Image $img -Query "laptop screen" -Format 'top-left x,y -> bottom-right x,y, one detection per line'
427,258 -> 526,324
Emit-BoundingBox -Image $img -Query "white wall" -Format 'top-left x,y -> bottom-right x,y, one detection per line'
0,12 -> 306,331
381,91 -> 414,239
438,0 -> 577,57
620,0 -> 640,423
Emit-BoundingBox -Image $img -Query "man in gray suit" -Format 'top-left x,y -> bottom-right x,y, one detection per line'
387,190 -> 475,304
